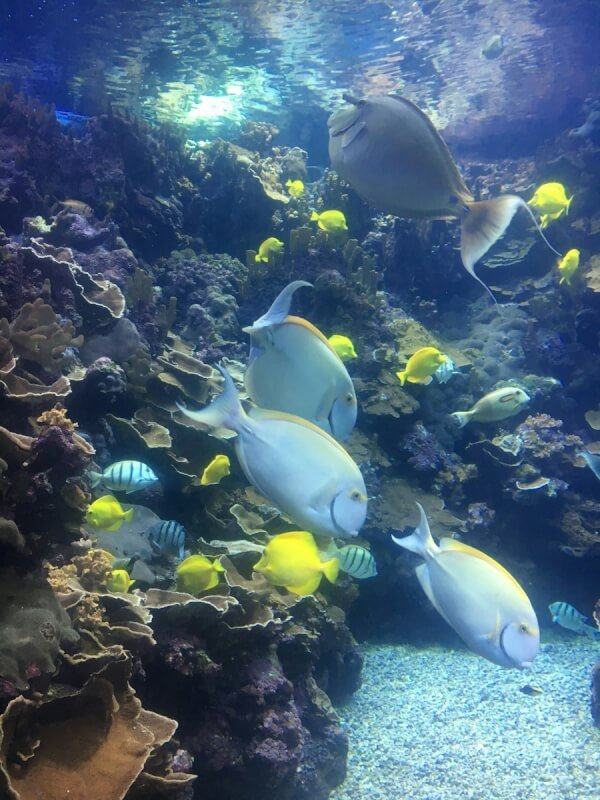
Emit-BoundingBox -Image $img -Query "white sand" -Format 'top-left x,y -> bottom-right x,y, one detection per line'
332,634 -> 600,800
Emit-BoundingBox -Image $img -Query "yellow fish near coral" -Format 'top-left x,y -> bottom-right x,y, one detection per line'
254,531 -> 339,596
557,248 -> 580,285
200,454 -> 231,485
528,182 -> 573,217
176,555 -> 225,594
86,495 -> 134,532
310,209 -> 348,233
540,209 -> 565,229
396,347 -> 448,387
286,179 -> 305,198
255,237 -> 284,263
107,569 -> 135,593
328,334 -> 357,361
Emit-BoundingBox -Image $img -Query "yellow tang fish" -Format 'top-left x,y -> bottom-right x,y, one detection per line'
254,531 -> 339,596
528,182 -> 573,217
392,504 -> 540,669
286,179 -> 305,198
396,347 -> 448,387
310,209 -> 348,233
201,454 -> 231,485
557,248 -> 580,285
328,334 -> 357,361
328,94 -> 561,301
176,555 -> 225,595
451,386 -> 530,428
86,495 -> 134,531
107,569 -> 135,593
255,237 -> 284,263
178,366 -> 367,539
540,209 -> 565,229
244,281 -> 357,440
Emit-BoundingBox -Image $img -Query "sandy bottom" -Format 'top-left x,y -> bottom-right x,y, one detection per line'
332,634 -> 600,800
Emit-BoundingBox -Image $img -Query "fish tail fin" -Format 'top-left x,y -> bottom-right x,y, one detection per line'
461,195 -> 527,302
396,370 -> 407,387
177,366 -> 246,433
310,211 -> 319,221
517,196 -> 563,257
89,470 -> 103,488
450,411 -> 471,428
255,253 -> 262,263
391,503 -> 439,559
242,280 -> 313,334
213,558 -> 226,573
322,557 -> 340,585
566,194 -> 573,214
123,508 -> 135,523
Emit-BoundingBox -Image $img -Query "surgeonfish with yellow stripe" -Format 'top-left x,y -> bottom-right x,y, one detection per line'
254,531 -> 339,595
89,460 -> 158,494
451,386 -> 530,428
178,366 -> 367,539
335,544 -> 378,579
243,281 -> 357,440
392,504 -> 540,668
328,94 -> 561,301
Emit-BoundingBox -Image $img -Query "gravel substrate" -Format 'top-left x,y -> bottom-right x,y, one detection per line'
332,633 -> 600,800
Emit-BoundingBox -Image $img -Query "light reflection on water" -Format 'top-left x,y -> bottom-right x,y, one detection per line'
0,0 -> 597,147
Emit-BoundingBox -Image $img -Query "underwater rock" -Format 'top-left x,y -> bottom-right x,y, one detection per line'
592,661 -> 600,726
0,569 -> 79,690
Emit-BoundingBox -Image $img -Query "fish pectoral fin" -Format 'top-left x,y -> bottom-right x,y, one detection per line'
342,119 -> 366,149
477,611 -> 502,643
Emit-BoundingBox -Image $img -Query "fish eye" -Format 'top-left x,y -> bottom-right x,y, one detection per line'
345,392 -> 354,404
518,623 -> 529,634
350,489 -> 361,501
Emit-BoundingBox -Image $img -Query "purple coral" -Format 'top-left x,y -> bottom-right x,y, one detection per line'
400,423 -> 452,471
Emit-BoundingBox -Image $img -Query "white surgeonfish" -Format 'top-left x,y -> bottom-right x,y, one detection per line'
243,281 -> 357,441
392,504 -> 540,669
178,366 -> 367,538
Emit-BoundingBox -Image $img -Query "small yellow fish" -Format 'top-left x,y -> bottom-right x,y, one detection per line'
396,347 -> 448,387
254,531 -> 339,596
310,209 -> 348,233
255,237 -> 284,263
86,495 -> 134,531
286,179 -> 305,198
200,454 -> 231,485
107,569 -> 135,593
557,248 -> 580,285
540,209 -> 565,229
328,334 -> 357,361
528,182 -> 573,217
176,555 -> 225,594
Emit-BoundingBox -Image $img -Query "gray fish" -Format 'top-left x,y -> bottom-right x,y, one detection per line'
328,94 -> 560,300
481,34 -> 505,60
146,520 -> 186,560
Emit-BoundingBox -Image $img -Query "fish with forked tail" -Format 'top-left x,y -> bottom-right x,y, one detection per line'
328,93 -> 561,300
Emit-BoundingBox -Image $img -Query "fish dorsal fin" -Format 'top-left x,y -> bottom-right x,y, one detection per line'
284,315 -> 344,364
439,537 -> 529,603
275,531 -> 317,550
328,102 -> 365,138
250,406 -> 355,463
243,281 -> 312,334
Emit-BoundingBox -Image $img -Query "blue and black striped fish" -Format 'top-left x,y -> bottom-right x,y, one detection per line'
336,545 -> 377,579
146,520 -> 186,560
90,461 -> 159,494
549,602 -> 600,638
